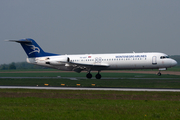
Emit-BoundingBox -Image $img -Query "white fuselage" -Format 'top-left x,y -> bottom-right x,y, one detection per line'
8,38 -> 178,79
27,52 -> 177,72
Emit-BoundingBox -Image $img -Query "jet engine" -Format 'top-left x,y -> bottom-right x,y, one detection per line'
45,57 -> 70,65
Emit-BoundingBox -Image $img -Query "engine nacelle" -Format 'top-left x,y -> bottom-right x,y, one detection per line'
45,57 -> 70,65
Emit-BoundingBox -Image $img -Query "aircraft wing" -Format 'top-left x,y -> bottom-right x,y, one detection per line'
69,62 -> 109,67
67,62 -> 110,73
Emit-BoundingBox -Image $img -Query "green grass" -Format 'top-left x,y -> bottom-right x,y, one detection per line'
166,66 -> 180,71
0,89 -> 180,120
0,69 -> 58,72
0,70 -> 180,119
130,66 -> 180,71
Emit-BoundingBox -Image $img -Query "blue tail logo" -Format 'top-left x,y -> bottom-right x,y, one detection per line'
7,38 -> 59,58
26,44 -> 40,55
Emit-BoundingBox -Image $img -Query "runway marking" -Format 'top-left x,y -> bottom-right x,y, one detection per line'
1,86 -> 180,92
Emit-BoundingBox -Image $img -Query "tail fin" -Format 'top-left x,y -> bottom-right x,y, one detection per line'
7,38 -> 59,58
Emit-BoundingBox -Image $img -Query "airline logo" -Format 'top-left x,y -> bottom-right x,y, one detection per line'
116,55 -> 147,58
88,56 -> 91,58
26,44 -> 40,55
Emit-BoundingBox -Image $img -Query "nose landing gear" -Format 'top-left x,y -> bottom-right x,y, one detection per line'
157,71 -> 161,76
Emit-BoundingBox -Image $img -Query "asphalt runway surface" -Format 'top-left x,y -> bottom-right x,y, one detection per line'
0,77 -> 178,80
0,70 -> 179,92
0,86 -> 180,92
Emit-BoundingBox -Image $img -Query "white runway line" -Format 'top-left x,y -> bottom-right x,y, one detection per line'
0,86 -> 180,92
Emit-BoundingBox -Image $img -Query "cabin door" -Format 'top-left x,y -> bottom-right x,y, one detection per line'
152,56 -> 157,65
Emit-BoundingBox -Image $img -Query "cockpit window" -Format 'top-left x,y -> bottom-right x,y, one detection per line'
160,56 -> 169,59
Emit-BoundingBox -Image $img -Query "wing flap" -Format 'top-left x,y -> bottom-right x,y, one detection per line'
67,62 -> 109,73
69,62 -> 109,67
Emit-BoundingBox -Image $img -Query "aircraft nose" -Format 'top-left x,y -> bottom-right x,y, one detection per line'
171,59 -> 177,67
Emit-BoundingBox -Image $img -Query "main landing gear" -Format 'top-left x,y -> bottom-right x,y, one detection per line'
86,72 -> 92,79
95,72 -> 101,79
86,71 -> 101,79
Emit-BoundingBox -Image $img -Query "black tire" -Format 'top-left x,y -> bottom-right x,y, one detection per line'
95,73 -> 101,79
86,73 -> 92,79
157,72 -> 161,76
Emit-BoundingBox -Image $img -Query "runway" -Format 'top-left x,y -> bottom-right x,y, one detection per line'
0,86 -> 180,92
0,77 -> 178,80
0,77 -> 118,80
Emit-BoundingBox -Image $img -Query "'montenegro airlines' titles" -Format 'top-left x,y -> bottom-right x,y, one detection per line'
7,38 -> 177,79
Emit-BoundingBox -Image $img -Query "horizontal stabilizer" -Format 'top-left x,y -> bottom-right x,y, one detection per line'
5,39 -> 32,43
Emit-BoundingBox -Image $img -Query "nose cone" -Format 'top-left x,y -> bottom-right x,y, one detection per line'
171,59 -> 177,67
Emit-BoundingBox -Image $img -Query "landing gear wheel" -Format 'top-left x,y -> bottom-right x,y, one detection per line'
95,73 -> 101,79
86,73 -> 92,79
157,72 -> 161,76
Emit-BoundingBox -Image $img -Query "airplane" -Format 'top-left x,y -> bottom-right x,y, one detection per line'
7,38 -> 177,79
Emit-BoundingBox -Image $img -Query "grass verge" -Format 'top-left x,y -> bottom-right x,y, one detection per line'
0,89 -> 180,120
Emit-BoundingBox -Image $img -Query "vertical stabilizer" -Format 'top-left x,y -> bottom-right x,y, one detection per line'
7,38 -> 59,57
